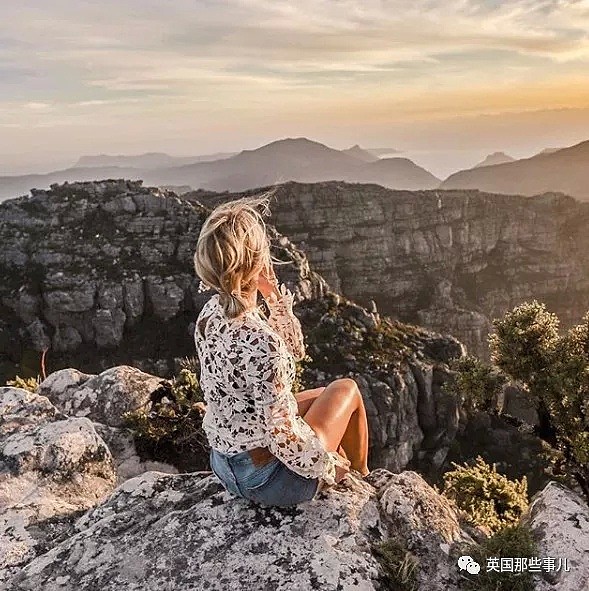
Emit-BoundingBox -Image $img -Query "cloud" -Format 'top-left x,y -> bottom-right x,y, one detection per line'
1,0 -> 588,170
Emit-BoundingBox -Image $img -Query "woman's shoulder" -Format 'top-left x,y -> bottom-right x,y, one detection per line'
238,315 -> 289,356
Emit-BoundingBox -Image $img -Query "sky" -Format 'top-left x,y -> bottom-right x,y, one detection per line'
1,0 -> 589,178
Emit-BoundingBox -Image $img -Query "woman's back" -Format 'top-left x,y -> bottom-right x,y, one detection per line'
194,292 -> 297,456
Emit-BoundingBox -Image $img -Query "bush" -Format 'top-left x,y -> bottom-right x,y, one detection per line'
371,538 -> 419,591
489,302 -> 589,500
122,357 -> 208,470
447,355 -> 507,414
441,456 -> 529,534
6,375 -> 41,393
458,523 -> 537,591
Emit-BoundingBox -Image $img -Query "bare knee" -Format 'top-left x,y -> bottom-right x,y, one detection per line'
330,378 -> 361,404
332,377 -> 359,392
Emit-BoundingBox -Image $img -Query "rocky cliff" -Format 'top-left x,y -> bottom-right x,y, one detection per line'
192,181 -> 589,358
2,376 -> 587,591
0,179 -> 327,380
0,179 -> 472,477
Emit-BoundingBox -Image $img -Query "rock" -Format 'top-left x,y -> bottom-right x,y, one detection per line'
0,388 -> 116,583
93,308 -> 126,348
92,422 -> 178,487
38,366 -> 178,484
522,481 -> 589,590
195,181 -> 589,359
52,325 -> 82,352
6,468 -> 472,591
375,470 -> 473,589
38,366 -> 162,428
499,383 -> 540,427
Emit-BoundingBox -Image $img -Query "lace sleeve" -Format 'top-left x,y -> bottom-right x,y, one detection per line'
252,331 -> 350,487
264,283 -> 306,361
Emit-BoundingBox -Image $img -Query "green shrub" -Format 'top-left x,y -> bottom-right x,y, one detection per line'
459,523 -> 537,591
122,358 -> 208,469
371,538 -> 419,591
6,375 -> 41,393
447,355 -> 507,414
489,302 -> 589,500
441,456 -> 529,534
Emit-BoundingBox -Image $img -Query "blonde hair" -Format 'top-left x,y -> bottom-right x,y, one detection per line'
194,190 -> 279,319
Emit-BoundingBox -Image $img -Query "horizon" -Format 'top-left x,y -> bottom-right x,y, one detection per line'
2,1 -> 589,178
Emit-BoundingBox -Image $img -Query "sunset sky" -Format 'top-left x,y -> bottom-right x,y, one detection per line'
2,0 -> 589,177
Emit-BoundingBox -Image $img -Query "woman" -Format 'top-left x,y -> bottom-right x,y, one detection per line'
193,192 -> 370,507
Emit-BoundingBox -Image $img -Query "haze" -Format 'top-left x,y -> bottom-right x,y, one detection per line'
2,0 -> 589,178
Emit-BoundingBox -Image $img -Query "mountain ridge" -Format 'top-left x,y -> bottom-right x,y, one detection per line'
441,139 -> 589,200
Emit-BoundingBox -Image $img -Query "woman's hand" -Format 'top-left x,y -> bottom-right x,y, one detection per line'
257,262 -> 280,300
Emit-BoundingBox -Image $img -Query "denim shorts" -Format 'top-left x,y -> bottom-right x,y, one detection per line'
209,447 -> 321,507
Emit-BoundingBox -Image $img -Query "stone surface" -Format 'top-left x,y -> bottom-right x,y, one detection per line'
522,481 -> 589,591
6,468 -> 471,591
39,366 -> 163,428
193,182 -> 589,359
0,180 -> 328,382
38,366 -> 179,484
0,388 -> 116,583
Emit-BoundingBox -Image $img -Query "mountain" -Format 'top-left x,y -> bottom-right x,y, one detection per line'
441,139 -> 589,201
366,147 -> 401,156
473,151 -> 515,168
0,138 -> 439,200
0,166 -> 144,200
353,157 -> 440,188
144,137 -> 440,192
534,147 -> 562,156
341,144 -> 380,162
190,181 -> 589,359
74,151 -> 236,169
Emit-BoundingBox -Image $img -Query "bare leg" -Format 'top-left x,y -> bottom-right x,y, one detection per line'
301,378 -> 370,476
296,388 -> 352,465
295,388 -> 325,417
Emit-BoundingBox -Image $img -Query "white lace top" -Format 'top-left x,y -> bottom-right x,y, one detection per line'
194,284 -> 349,487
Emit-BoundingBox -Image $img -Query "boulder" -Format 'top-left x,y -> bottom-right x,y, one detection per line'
0,388 -> 116,584
39,366 -> 163,428
37,367 -> 179,484
522,481 -> 589,590
7,468 -> 472,591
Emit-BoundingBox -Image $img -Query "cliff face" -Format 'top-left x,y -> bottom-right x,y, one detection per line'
0,179 -> 468,475
194,181 -> 589,358
0,180 -> 327,379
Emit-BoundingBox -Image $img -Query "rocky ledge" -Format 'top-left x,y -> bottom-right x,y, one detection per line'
0,179 -> 327,380
2,366 -> 588,590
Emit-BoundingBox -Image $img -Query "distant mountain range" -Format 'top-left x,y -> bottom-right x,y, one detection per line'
2,137 -> 588,202
74,151 -> 237,169
473,152 -> 515,168
0,138 -> 438,200
441,140 -> 589,201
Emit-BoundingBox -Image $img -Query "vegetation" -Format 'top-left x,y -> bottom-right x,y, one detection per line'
446,355 -> 507,414
458,524 -> 538,591
371,538 -> 419,591
6,375 -> 41,393
297,292 -> 416,380
122,357 -> 209,471
441,456 -> 529,534
489,301 -> 589,500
